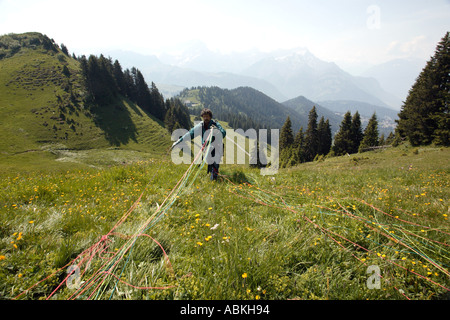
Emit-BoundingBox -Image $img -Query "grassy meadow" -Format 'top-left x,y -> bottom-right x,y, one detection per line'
0,143 -> 448,300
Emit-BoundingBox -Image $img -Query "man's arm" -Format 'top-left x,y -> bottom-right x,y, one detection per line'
171,123 -> 200,149
211,120 -> 226,138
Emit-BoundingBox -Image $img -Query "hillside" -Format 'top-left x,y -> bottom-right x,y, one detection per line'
1,142 -> 448,301
0,33 -> 172,168
177,86 -> 307,133
0,33 -> 448,304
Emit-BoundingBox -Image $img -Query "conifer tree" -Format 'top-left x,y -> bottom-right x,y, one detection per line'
379,133 -> 385,146
150,82 -> 167,121
293,127 -> 305,164
164,99 -> 177,133
123,69 -> 136,100
359,113 -> 379,152
60,43 -> 69,56
164,98 -> 192,133
317,117 -> 332,156
279,117 -> 295,168
304,106 -> 319,162
280,116 -> 294,152
385,132 -> 395,145
396,32 -> 449,146
350,111 -> 363,153
133,69 -> 151,110
333,111 -> 353,156
113,60 -> 127,96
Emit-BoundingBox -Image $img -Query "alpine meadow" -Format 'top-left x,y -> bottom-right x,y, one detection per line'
0,31 -> 449,303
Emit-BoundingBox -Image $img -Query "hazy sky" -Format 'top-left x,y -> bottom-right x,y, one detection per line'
1,0 -> 449,73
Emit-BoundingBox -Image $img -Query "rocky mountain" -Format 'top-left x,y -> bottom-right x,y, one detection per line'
242,49 -> 402,109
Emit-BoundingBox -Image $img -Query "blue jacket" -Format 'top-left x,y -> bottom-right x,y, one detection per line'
177,120 -> 226,145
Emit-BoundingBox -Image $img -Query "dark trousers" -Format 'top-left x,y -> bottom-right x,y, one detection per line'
206,146 -> 220,180
207,163 -> 219,180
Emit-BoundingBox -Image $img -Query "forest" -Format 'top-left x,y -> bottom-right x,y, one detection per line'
77,53 -> 192,132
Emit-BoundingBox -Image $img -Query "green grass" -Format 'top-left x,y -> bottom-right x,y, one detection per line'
0,37 -> 172,170
0,144 -> 448,300
1,33 -> 447,301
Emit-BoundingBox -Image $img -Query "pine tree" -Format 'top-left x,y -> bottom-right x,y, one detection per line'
164,99 -> 177,133
133,69 -> 152,112
123,69 -> 136,100
150,82 -> 167,121
293,127 -> 305,164
431,32 -> 450,145
317,117 -> 332,156
350,111 -> 363,153
359,113 -> 379,152
304,106 -> 319,162
379,133 -> 385,146
164,98 -> 192,133
386,132 -> 395,145
333,111 -> 353,156
279,117 -> 295,168
280,116 -> 294,152
60,43 -> 69,56
113,60 -> 127,96
396,32 -> 450,146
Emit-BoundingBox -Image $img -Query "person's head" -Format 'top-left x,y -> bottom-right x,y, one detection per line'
201,108 -> 212,124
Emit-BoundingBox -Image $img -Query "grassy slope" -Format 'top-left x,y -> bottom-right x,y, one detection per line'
0,144 -> 448,300
0,41 -> 172,173
0,34 -> 448,301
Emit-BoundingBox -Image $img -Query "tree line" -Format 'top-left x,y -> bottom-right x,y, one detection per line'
77,54 -> 191,132
279,107 -> 332,168
279,106 -> 393,168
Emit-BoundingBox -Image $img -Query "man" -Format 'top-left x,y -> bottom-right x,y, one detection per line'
171,108 -> 226,180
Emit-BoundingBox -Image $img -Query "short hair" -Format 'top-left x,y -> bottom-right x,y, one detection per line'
201,108 -> 213,118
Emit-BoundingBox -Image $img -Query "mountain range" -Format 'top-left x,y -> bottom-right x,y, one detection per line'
105,42 -> 425,112
1,31 -> 420,162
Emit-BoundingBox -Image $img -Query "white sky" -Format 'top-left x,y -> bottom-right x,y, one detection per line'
0,0 -> 449,72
